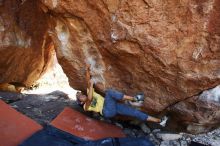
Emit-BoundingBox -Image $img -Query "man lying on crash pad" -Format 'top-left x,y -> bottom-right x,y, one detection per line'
76,64 -> 167,126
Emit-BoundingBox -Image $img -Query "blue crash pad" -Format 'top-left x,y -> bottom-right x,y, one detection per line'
19,125 -> 154,146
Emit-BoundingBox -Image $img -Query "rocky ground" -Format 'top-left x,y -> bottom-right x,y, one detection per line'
0,90 -> 220,146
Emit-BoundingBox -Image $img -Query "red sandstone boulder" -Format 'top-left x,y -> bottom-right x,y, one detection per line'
170,85 -> 220,134
0,0 -> 54,87
41,0 -> 220,133
0,0 -> 220,133
41,0 -> 220,112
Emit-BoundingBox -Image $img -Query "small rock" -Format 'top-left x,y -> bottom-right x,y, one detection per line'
156,133 -> 183,141
180,140 -> 188,146
186,137 -> 191,142
148,133 -> 160,145
140,123 -> 151,134
160,140 -> 180,146
152,129 -> 161,134
99,117 -> 105,121
114,122 -> 123,129
45,99 -> 51,102
136,131 -> 146,138
123,128 -> 136,137
10,105 -> 18,108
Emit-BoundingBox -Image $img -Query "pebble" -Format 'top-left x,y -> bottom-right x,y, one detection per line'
114,122 -> 123,129
140,123 -> 151,134
123,128 -> 136,137
180,140 -> 188,146
152,129 -> 161,133
156,133 -> 183,141
160,140 -> 180,146
10,105 -> 18,108
148,133 -> 160,145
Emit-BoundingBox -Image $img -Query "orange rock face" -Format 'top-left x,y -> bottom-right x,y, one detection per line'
41,0 -> 220,111
0,0 -> 220,133
0,0 -> 54,87
41,0 -> 220,132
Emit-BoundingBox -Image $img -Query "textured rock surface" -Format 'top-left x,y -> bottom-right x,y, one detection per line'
0,0 -> 220,133
41,0 -> 220,111
170,85 -> 220,133
0,0 -> 54,87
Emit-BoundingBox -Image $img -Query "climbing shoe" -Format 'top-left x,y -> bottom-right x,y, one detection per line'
133,93 -> 144,102
160,116 -> 168,127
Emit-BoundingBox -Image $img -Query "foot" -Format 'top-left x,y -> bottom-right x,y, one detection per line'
160,116 -> 168,127
133,93 -> 144,102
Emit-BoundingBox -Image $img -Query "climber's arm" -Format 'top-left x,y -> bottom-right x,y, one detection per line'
84,79 -> 94,110
123,95 -> 136,101
86,64 -> 91,88
87,79 -> 94,101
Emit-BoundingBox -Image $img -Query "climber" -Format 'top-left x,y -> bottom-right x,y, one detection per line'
76,64 -> 168,126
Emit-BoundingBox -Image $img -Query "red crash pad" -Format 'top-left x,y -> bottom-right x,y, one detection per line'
51,107 -> 125,140
0,100 -> 42,146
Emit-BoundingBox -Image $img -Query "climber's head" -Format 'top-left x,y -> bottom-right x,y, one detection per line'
76,91 -> 87,105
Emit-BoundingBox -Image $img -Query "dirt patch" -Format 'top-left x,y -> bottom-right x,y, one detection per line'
0,91 -> 82,125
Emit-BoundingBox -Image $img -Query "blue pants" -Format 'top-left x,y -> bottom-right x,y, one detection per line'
102,89 -> 148,121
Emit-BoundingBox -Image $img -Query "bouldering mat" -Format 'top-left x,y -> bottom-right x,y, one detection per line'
0,100 -> 42,146
51,107 -> 125,140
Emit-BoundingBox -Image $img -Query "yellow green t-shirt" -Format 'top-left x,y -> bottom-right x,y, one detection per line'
84,88 -> 104,115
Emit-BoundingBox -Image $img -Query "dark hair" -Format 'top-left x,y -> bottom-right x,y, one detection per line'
76,91 -> 85,106
76,97 -> 83,106
76,91 -> 82,98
